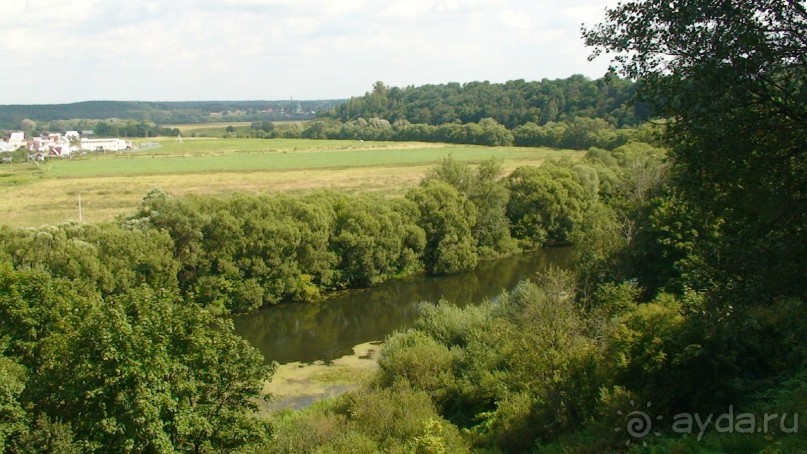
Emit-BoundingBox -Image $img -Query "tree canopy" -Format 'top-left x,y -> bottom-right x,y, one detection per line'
0,266 -> 271,452
330,75 -> 650,128
583,0 -> 807,305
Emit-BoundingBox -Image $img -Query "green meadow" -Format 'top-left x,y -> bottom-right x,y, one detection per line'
0,137 -> 581,227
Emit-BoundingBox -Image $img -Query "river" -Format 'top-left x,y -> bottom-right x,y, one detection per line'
232,247 -> 573,364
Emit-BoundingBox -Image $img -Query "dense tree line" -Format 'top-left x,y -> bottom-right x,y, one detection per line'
92,120 -> 180,138
0,148 -> 629,316
329,76 -> 652,128
287,115 -> 662,151
4,118 -> 181,139
232,75 -> 662,150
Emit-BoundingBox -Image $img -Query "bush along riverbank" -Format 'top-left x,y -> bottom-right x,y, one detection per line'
0,143 -> 663,316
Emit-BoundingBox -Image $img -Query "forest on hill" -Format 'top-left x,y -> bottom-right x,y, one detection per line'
0,99 -> 343,129
241,75 -> 655,151
327,74 -> 651,128
0,75 -> 644,132
2,76 -> 651,152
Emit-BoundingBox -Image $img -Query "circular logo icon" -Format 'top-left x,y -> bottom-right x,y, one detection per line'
615,400 -> 662,447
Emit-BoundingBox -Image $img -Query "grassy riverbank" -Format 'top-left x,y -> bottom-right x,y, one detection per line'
260,341 -> 382,414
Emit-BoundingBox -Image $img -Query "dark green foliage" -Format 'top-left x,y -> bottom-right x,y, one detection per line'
12,415 -> 82,454
129,190 -> 428,312
93,119 -> 176,138
0,354 -> 26,452
0,100 -> 343,129
0,222 -> 179,298
201,193 -> 338,305
264,384 -> 469,453
512,118 -> 633,150
506,163 -> 591,247
288,76 -> 656,149
468,160 -> 519,258
330,76 -> 648,128
407,181 -> 478,275
0,266 -> 271,453
580,0 -> 807,417
297,115 -> 646,150
585,0 -> 807,305
424,157 -> 518,259
330,194 -> 425,287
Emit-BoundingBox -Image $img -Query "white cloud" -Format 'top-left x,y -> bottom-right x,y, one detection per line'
0,0 -> 619,104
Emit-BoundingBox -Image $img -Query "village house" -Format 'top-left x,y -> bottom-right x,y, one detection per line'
0,131 -> 26,152
3,131 -> 133,158
28,133 -> 75,157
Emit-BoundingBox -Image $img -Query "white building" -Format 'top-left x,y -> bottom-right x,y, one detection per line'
9,132 -> 25,147
1,131 -> 26,152
27,134 -> 76,157
80,138 -> 132,152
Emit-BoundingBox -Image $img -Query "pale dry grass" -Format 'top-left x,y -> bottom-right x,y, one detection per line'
259,341 -> 382,413
0,156 -> 562,227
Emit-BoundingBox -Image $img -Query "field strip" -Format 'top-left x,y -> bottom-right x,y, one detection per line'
0,139 -> 582,227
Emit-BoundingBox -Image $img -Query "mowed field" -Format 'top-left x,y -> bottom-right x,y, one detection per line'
0,137 -> 582,227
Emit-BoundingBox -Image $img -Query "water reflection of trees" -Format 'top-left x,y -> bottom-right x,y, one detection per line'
233,248 -> 572,363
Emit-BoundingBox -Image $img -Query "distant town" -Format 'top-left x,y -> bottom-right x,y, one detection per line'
0,130 -> 131,161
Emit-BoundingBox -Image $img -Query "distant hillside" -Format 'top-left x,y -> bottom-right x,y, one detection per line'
1,75 -> 650,131
328,75 -> 652,128
0,99 -> 345,129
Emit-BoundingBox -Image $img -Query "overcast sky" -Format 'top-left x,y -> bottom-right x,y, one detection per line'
0,0 -> 618,104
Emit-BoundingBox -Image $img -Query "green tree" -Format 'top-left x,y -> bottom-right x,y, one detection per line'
506,163 -> 589,247
330,194 -> 424,287
424,157 -> 517,259
583,0 -> 807,413
583,0 -> 807,305
407,181 -> 478,275
251,120 -> 275,133
0,354 -> 26,452
132,189 -> 207,291
469,159 -> 518,258
0,266 -> 271,452
20,119 -> 36,137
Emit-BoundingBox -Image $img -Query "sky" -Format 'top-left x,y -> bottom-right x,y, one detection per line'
0,0 -> 618,104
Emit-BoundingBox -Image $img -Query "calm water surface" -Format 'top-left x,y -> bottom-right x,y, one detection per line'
233,248 -> 572,364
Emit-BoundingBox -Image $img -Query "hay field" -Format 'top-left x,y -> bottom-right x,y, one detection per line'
0,138 -> 581,227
